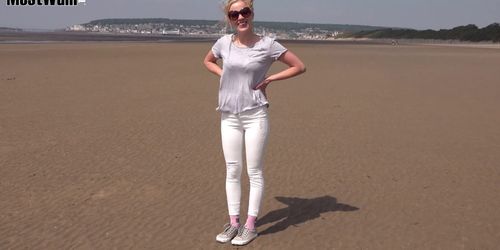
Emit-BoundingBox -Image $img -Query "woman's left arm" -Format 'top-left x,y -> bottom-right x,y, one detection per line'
254,50 -> 306,92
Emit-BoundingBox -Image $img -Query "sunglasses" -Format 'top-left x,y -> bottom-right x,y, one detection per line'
227,7 -> 252,21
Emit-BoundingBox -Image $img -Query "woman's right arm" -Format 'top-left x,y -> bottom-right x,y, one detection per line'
203,51 -> 222,77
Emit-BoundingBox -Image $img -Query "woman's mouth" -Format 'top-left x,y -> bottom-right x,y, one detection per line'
237,20 -> 249,27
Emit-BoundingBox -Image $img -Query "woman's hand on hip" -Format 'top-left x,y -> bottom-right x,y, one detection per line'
254,78 -> 273,97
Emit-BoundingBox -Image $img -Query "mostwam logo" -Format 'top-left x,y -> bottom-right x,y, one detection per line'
6,0 -> 86,6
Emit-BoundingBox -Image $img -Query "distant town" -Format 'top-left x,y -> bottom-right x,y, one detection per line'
65,18 -> 387,40
3,18 -> 497,43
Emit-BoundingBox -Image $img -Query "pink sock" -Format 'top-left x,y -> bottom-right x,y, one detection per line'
245,215 -> 257,230
230,215 -> 240,227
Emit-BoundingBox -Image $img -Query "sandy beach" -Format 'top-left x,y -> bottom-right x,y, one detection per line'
1,41 -> 499,249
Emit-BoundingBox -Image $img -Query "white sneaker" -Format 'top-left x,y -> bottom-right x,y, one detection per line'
231,226 -> 258,246
215,223 -> 239,243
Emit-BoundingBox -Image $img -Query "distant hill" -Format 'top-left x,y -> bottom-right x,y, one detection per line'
346,23 -> 500,42
0,27 -> 23,32
87,18 -> 218,26
84,18 -> 388,32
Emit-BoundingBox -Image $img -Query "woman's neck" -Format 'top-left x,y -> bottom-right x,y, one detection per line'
235,31 -> 259,47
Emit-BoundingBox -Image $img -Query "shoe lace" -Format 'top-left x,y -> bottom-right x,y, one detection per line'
237,227 -> 248,237
223,224 -> 236,235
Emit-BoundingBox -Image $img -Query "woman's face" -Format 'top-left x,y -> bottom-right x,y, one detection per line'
228,1 -> 253,33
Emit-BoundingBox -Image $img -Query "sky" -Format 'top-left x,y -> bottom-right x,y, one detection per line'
1,0 -> 499,30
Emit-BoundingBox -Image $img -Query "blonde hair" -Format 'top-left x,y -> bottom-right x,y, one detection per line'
223,0 -> 254,15
220,0 -> 254,29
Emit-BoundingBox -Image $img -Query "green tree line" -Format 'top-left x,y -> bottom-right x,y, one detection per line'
349,23 -> 500,42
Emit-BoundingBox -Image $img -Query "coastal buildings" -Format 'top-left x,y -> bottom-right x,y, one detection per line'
66,20 -> 345,40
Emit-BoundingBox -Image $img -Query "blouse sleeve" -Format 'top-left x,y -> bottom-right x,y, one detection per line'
211,36 -> 224,59
269,39 -> 288,61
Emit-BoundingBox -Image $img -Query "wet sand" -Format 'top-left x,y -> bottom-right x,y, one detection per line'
1,42 -> 499,249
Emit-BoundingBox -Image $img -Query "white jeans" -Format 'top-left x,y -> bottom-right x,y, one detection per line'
221,106 -> 269,217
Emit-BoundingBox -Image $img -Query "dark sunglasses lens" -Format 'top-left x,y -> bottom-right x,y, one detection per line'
228,11 -> 238,20
228,7 -> 252,20
240,7 -> 252,17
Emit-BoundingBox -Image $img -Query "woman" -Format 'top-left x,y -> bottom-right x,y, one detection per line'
203,0 -> 306,245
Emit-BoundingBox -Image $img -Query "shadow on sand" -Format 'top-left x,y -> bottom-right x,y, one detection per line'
256,196 -> 359,236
